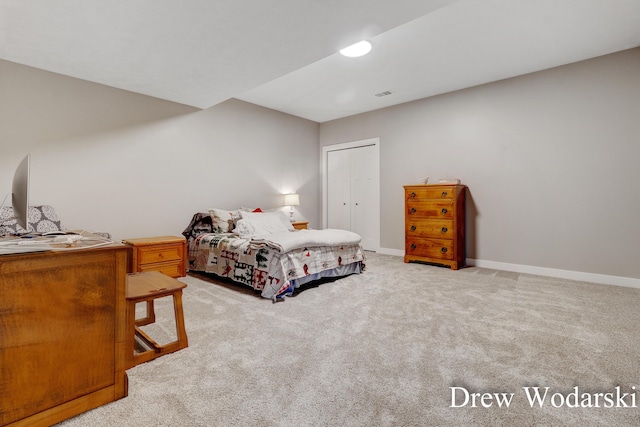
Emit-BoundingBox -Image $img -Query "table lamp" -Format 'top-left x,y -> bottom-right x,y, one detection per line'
283,193 -> 300,222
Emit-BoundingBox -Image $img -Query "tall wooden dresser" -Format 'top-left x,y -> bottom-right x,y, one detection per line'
404,184 -> 466,270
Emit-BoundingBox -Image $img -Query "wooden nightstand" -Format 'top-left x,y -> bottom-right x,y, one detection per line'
291,221 -> 308,230
123,236 -> 187,278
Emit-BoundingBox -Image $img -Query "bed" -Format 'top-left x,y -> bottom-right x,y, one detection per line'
182,209 -> 366,300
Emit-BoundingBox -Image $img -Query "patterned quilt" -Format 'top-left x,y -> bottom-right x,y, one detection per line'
188,232 -> 365,299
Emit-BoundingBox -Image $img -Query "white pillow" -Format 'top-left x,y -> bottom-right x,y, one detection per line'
235,211 -> 294,236
233,219 -> 253,236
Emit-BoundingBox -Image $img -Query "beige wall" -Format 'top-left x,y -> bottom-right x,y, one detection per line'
3,47 -> 639,285
319,48 -> 640,282
0,60 -> 319,241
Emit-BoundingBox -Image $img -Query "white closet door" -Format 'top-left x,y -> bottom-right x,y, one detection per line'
350,144 -> 377,250
326,143 -> 379,251
327,149 -> 351,230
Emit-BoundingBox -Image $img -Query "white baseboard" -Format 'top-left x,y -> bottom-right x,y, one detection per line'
376,248 -> 640,289
377,247 -> 404,257
466,258 -> 640,289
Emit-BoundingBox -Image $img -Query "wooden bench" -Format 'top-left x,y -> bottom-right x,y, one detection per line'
125,271 -> 188,369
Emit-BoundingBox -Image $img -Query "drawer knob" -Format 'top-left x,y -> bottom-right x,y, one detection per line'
410,207 -> 416,214
410,243 -> 417,250
410,225 -> 417,231
410,192 -> 416,198
441,247 -> 448,253
441,208 -> 448,214
441,227 -> 448,233
441,191 -> 448,198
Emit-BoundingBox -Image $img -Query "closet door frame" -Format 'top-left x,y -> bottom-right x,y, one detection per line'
321,137 -> 380,252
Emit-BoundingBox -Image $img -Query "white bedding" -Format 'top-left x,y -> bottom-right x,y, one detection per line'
183,211 -> 366,299
249,229 -> 362,253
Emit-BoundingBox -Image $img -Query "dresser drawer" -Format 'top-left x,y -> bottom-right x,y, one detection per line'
406,220 -> 454,239
406,238 -> 454,260
138,245 -> 183,265
406,187 -> 455,201
406,200 -> 455,219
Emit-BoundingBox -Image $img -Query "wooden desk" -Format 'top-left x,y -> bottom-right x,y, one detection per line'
0,244 -> 129,427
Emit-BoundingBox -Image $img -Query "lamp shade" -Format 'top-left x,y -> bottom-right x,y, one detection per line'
283,193 -> 300,206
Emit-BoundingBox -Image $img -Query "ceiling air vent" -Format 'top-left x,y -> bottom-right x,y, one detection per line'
375,90 -> 393,97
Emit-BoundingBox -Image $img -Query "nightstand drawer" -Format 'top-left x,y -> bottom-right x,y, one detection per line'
138,246 -> 183,264
138,261 -> 185,278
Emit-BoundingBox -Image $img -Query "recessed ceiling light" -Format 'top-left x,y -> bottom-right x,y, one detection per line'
339,40 -> 372,58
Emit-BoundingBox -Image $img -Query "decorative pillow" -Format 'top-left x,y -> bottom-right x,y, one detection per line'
241,206 -> 279,213
182,212 -> 215,240
234,211 -> 294,236
0,205 -> 65,235
207,208 -> 241,233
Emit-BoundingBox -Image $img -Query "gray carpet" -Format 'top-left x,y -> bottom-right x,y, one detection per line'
58,253 -> 640,426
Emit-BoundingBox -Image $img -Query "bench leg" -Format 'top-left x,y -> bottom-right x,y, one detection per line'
126,291 -> 188,369
172,290 -> 189,350
135,300 -> 156,327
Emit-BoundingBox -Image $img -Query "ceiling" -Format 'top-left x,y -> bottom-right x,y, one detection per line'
1,0 -> 640,123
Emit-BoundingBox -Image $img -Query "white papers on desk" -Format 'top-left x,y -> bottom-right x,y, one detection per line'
0,231 -> 113,255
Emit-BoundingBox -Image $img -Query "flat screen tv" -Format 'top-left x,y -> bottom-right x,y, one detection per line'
11,154 -> 30,232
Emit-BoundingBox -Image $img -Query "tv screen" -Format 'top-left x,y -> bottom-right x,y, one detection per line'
11,154 -> 30,232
